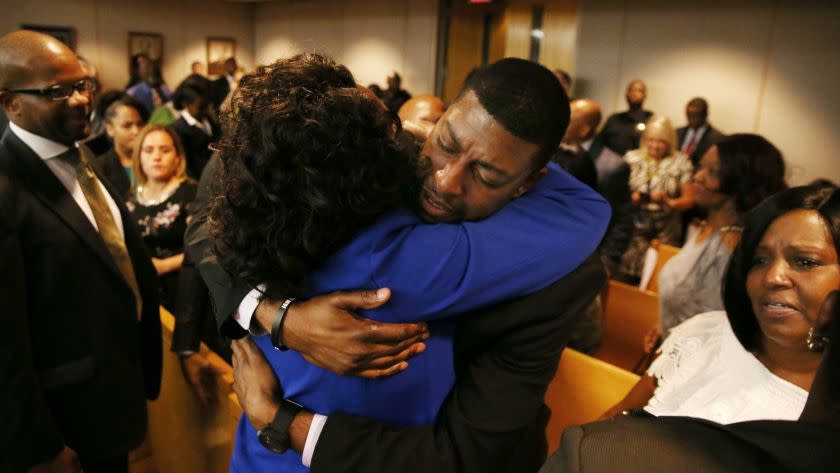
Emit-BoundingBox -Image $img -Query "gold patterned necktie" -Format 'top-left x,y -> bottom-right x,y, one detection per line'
58,146 -> 143,320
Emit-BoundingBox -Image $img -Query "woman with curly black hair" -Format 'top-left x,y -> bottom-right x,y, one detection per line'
210,54 -> 420,302
210,54 -> 611,472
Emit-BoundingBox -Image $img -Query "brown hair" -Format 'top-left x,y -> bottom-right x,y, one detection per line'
131,124 -> 187,187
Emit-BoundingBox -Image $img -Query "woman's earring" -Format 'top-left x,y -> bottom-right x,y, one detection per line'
806,326 -> 829,353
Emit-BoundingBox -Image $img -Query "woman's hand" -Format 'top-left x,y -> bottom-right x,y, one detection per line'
643,324 -> 662,354
597,375 -> 659,421
152,253 -> 185,276
179,352 -> 226,405
232,338 -> 283,431
597,403 -> 627,421
650,190 -> 666,203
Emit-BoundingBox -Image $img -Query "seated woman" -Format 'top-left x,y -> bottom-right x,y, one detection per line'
209,54 -> 610,472
648,134 -> 787,347
603,183 -> 839,424
612,116 -> 694,282
127,125 -> 196,311
92,95 -> 148,199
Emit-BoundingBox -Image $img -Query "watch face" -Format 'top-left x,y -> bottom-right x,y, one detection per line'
258,428 -> 288,454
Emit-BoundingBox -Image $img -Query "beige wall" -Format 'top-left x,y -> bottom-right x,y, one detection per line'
0,0 -> 255,92
254,0 -> 438,95
502,0 -> 579,73
575,0 -> 840,185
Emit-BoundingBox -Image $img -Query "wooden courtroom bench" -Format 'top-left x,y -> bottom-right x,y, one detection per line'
130,307 -> 241,473
641,239 -> 681,293
544,348 -> 640,453
595,280 -> 659,372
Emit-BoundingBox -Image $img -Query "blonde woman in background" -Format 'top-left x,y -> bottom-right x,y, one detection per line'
126,125 -> 197,311
617,116 -> 694,282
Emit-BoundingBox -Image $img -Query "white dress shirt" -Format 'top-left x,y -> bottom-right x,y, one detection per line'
9,122 -> 124,239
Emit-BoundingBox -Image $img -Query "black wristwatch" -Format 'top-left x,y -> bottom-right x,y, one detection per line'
257,398 -> 304,454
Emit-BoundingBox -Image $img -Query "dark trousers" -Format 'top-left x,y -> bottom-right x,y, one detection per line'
78,453 -> 128,473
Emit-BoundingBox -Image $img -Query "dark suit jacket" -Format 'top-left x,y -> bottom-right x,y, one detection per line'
677,124 -> 724,165
92,147 -> 132,202
311,255 -> 605,473
585,140 -> 631,214
172,155 -> 230,360
551,145 -> 598,191
170,116 -> 219,180
541,415 -> 837,473
210,76 -> 231,110
0,130 -> 162,471
597,109 -> 653,156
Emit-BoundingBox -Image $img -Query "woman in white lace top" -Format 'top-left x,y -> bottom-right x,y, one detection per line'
654,135 -> 787,340
602,183 -> 839,424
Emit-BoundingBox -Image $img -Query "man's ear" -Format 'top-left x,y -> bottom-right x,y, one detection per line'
0,92 -> 20,119
512,165 -> 548,198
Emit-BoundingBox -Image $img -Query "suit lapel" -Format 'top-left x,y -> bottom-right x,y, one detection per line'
1,130 -> 125,281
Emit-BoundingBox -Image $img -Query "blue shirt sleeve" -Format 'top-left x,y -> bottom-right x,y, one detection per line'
368,163 -> 610,322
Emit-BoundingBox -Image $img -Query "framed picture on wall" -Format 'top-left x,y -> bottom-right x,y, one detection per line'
128,32 -> 163,62
21,24 -> 77,51
207,37 -> 236,76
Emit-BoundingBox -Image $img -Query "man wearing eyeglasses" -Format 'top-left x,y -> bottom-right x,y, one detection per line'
0,30 -> 162,473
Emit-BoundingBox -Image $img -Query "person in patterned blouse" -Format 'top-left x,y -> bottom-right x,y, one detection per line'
616,115 -> 694,281
126,124 -> 197,310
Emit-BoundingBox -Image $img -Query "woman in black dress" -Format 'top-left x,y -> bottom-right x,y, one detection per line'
126,124 -> 196,311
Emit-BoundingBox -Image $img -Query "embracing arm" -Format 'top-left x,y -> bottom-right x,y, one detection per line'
369,164 -> 610,322
232,256 -> 607,473
309,255 -> 607,472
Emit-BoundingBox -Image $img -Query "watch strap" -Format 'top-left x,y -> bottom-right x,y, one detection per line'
270,298 -> 296,351
257,398 -> 304,454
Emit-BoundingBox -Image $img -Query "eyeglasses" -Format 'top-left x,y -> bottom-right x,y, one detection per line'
2,79 -> 96,101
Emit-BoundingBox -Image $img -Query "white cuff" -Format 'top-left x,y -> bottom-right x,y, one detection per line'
301,414 -> 328,467
234,284 -> 266,335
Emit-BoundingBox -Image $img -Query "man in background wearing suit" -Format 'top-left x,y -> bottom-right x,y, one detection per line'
597,79 -> 654,156
676,97 -> 724,166
0,30 -> 162,473
564,98 -> 631,213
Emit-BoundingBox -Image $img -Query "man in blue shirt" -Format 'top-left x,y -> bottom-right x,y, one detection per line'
187,57 -> 610,472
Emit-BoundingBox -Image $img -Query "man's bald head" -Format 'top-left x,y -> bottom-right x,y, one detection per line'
398,94 -> 445,142
626,79 -> 647,108
563,98 -> 602,145
398,94 -> 444,125
0,30 -> 91,145
0,30 -> 80,89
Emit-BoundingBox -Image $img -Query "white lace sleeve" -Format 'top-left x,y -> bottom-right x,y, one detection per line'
646,311 -> 728,404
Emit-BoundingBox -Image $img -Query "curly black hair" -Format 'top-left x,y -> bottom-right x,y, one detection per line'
209,53 -> 421,299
